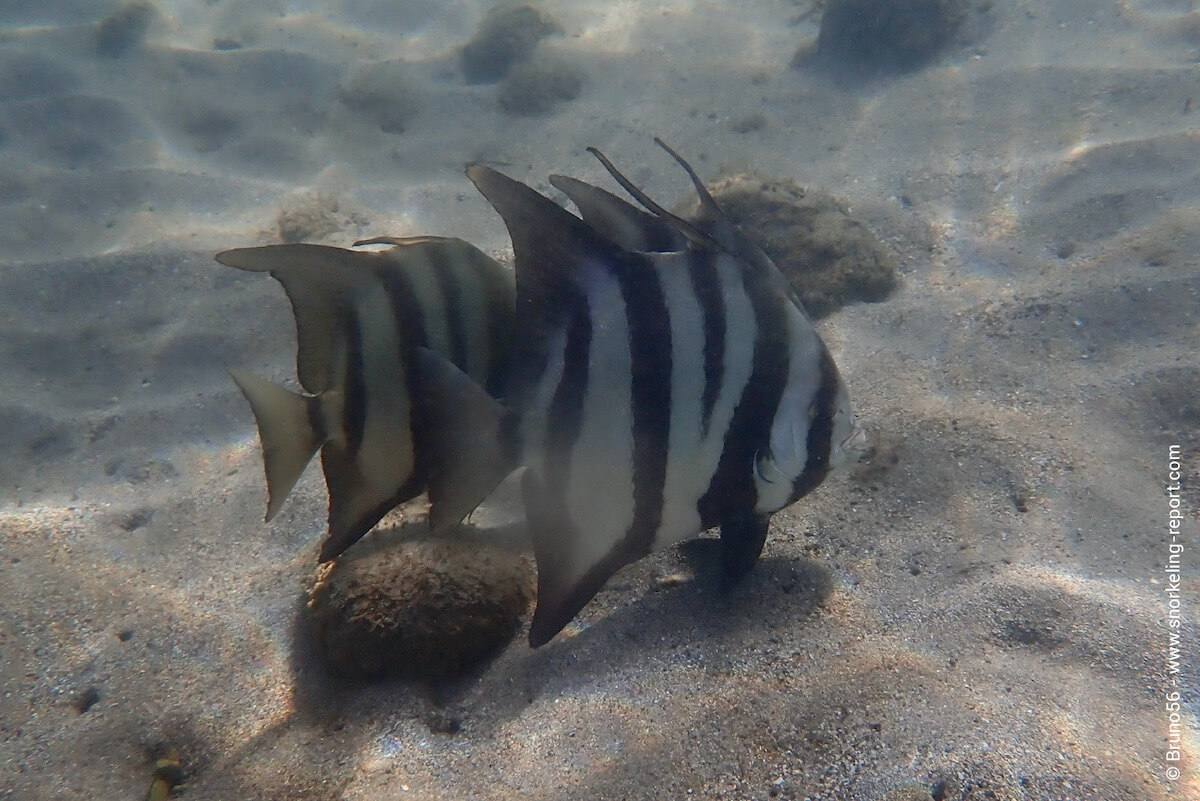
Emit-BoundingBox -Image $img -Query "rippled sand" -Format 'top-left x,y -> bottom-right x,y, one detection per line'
2,1 -> 1197,798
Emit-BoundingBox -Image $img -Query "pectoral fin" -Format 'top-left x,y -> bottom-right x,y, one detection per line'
408,346 -> 516,535
718,510 -> 770,590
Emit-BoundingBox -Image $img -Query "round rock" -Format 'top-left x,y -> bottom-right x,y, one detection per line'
690,173 -> 898,319
497,52 -> 584,116
460,4 -> 561,84
815,0 -> 971,74
338,59 -> 421,135
307,533 -> 534,681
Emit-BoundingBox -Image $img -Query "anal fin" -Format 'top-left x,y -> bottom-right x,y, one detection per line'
523,470 -> 643,648
318,459 -> 424,562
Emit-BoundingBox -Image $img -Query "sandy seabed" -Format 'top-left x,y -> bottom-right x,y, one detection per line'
2,1 -> 1198,799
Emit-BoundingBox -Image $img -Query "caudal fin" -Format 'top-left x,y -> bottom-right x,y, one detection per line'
409,346 -> 516,535
229,368 -> 328,521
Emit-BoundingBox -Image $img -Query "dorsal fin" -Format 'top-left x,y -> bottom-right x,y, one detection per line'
467,164 -> 622,302
548,174 -> 685,252
215,244 -> 376,393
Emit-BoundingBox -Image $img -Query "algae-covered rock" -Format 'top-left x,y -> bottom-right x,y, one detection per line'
497,52 -> 584,115
275,192 -> 362,244
691,173 -> 898,318
96,1 -> 157,58
338,60 -> 421,135
307,531 -> 534,681
814,0 -> 970,74
460,4 -> 561,84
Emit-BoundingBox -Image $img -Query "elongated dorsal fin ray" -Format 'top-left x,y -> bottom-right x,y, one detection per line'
585,146 -> 721,252
652,137 -> 724,224
646,140 -> 781,278
648,141 -> 816,322
228,368 -> 328,522
548,174 -> 686,253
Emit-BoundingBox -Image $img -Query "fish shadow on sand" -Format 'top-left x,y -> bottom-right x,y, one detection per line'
531,541 -> 834,672
424,540 -> 837,734
272,524 -> 834,741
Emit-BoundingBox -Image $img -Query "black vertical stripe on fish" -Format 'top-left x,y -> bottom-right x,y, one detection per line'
317,301 -> 397,562
697,267 -> 791,531
466,162 -> 620,419
613,253 -> 672,560
453,243 -> 515,393
527,290 -> 593,640
686,251 -> 726,437
476,253 -> 517,398
790,345 -> 841,502
429,248 -> 470,371
375,261 -> 429,354
340,310 -> 369,459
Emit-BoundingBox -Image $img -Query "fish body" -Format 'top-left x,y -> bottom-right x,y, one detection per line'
421,144 -> 862,646
216,236 -> 515,561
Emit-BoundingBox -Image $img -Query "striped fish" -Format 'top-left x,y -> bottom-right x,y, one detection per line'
418,143 -> 864,647
215,236 -> 515,562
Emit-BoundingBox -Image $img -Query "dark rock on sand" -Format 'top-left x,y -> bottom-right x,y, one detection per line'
809,0 -> 973,75
338,60 -> 421,135
460,4 -> 561,84
497,52 -> 584,115
307,531 -> 534,681
96,1 -> 157,58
